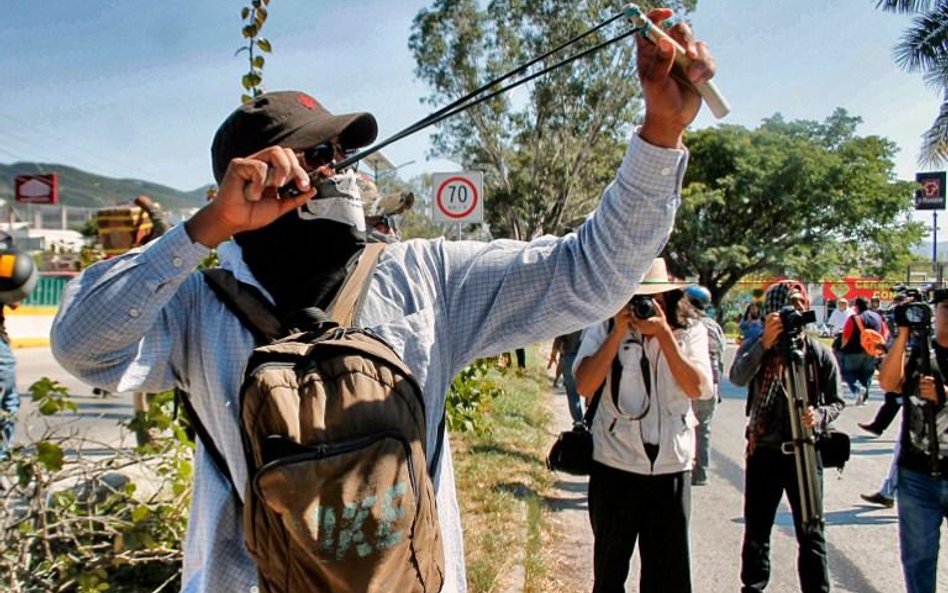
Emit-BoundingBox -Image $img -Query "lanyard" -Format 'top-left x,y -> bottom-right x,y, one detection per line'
612,335 -> 652,421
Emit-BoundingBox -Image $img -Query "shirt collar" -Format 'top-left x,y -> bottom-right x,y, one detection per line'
217,239 -> 276,304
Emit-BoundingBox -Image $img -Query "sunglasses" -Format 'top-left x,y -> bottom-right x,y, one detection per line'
301,142 -> 358,169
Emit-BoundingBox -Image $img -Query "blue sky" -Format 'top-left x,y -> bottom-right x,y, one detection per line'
2,1 -> 942,209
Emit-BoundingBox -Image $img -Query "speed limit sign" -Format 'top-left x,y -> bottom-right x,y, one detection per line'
431,171 -> 484,223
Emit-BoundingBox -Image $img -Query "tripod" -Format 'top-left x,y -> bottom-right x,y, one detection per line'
778,310 -> 823,534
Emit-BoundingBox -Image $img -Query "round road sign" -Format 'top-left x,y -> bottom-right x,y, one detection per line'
435,176 -> 479,220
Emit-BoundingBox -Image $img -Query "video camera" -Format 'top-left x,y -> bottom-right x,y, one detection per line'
891,284 -> 933,330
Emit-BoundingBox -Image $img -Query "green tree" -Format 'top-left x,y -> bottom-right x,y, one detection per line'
409,0 -> 695,240
877,0 -> 948,166
662,109 -> 925,312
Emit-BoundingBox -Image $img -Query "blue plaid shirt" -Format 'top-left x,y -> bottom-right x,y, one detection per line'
51,133 -> 686,593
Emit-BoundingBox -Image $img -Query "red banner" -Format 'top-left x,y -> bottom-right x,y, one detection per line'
821,278 -> 896,302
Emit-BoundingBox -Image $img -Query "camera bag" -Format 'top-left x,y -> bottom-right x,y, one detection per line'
547,322 -> 616,475
816,430 -> 851,469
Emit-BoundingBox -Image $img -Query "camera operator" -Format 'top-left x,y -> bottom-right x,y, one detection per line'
877,289 -> 948,593
729,280 -> 844,593
573,258 -> 713,593
859,288 -> 922,508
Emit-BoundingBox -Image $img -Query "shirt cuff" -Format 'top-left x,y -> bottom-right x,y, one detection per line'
137,223 -> 211,283
617,129 -> 689,197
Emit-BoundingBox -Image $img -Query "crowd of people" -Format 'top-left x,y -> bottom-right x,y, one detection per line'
37,6 -> 945,593
546,276 -> 945,593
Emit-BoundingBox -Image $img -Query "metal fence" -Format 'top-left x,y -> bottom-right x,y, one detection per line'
22,272 -> 76,307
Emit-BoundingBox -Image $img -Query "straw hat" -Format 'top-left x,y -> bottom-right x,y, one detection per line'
636,258 -> 687,295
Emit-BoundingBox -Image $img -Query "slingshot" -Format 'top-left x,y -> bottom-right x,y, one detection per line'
280,3 -> 730,198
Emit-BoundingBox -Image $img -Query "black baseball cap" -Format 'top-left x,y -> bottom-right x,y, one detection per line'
210,91 -> 378,183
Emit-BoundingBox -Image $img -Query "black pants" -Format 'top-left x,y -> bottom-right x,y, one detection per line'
588,461 -> 692,593
741,447 -> 829,593
866,391 -> 901,433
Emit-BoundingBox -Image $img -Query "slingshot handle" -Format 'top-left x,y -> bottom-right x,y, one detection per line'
624,4 -> 730,119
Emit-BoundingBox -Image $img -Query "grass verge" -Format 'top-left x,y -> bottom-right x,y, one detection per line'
450,345 -> 556,593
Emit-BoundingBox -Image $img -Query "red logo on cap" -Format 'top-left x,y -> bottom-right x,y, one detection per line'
297,94 -> 318,110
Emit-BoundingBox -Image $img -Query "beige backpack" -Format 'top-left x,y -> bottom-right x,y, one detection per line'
194,244 -> 445,592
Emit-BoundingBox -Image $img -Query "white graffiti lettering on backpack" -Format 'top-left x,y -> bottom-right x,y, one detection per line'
316,482 -> 409,560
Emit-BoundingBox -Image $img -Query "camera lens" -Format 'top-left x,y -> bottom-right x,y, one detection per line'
631,296 -> 657,320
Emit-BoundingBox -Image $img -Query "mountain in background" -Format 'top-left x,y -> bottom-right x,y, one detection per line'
915,240 -> 948,261
0,162 -> 210,211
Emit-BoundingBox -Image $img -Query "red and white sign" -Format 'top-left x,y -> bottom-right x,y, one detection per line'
431,172 -> 483,223
915,171 -> 946,210
15,174 -> 59,204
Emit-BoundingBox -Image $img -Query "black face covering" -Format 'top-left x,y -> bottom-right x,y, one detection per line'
234,212 -> 365,315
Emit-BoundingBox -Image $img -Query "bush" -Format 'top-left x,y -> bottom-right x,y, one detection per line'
723,320 -> 739,336
1,379 -> 192,593
446,358 -> 506,435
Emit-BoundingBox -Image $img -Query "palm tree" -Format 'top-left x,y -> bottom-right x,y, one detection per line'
876,0 -> 948,167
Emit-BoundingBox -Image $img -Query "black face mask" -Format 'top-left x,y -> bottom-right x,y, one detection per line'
234,211 -> 365,315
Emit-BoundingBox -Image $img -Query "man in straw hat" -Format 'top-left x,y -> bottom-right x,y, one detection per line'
573,257 -> 713,593
51,9 -> 717,593
730,280 -> 844,593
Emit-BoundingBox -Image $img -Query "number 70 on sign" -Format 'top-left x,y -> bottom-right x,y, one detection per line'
431,172 -> 484,223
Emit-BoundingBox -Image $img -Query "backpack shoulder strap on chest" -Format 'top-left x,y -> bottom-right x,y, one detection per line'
201,268 -> 282,344
327,243 -> 385,326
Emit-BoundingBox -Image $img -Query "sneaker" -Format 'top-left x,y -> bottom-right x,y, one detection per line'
860,491 -> 895,508
691,478 -> 708,486
857,422 -> 882,437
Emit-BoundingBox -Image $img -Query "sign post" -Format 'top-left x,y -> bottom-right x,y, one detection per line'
431,172 -> 484,237
915,171 -> 946,267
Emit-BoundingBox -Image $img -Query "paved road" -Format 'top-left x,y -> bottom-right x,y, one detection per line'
12,346 -> 138,452
543,344 -> 947,593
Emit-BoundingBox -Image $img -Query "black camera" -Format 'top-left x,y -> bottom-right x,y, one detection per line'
779,306 -> 816,337
630,295 -> 657,320
891,284 -> 934,329
894,302 -> 932,329
892,284 -> 924,303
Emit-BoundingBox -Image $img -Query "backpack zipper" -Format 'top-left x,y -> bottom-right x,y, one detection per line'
252,431 -> 420,509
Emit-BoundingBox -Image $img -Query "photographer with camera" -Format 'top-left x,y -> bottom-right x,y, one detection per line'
877,289 -> 948,593
572,258 -> 713,593
729,281 -> 844,593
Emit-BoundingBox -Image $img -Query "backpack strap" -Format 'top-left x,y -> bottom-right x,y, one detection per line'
174,387 -> 243,505
201,268 -> 283,344
327,243 -> 385,326
186,268 -> 286,506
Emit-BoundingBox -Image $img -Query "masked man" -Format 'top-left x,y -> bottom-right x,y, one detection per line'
51,9 -> 717,593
